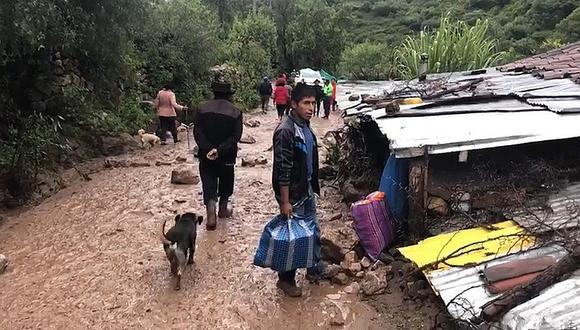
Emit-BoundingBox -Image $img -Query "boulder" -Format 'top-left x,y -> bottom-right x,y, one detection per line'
244,119 -> 261,128
100,133 -> 140,156
0,254 -> 7,274
239,134 -> 256,144
360,271 -> 388,296
427,196 -> 449,216
361,94 -> 371,102
324,264 -> 342,278
175,155 -> 188,163
349,263 -> 362,273
348,94 -> 360,101
171,166 -> 200,185
328,301 -> 348,326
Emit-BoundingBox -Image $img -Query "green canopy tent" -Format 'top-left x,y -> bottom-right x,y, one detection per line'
319,69 -> 336,81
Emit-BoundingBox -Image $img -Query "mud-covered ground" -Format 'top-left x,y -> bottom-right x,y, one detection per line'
0,89 -> 438,329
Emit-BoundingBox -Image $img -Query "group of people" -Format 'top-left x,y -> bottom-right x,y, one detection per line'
258,72 -> 338,121
155,77 -> 325,298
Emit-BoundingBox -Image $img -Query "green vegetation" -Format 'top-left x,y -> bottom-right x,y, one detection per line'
0,0 -> 578,202
395,16 -> 504,79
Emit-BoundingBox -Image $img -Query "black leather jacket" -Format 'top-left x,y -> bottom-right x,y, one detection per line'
272,111 -> 320,205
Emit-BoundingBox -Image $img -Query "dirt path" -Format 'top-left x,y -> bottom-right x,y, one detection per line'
0,111 -> 381,329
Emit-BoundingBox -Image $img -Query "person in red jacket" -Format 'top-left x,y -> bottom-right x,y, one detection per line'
273,78 -> 290,121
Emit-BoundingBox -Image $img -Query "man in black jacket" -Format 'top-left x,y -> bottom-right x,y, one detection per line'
194,80 -> 243,230
257,77 -> 273,113
313,79 -> 323,117
272,83 -> 321,297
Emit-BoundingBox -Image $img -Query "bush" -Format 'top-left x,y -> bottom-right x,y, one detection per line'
339,42 -> 395,80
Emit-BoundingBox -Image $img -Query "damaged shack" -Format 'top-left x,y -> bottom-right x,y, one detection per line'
339,42 -> 580,329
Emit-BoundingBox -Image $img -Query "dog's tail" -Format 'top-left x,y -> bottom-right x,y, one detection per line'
161,219 -> 172,245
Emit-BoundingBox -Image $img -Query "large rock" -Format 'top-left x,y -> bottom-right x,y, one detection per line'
427,196 -> 449,216
341,182 -> 364,204
171,166 -> 200,185
241,156 -> 268,167
328,301 -> 349,326
0,254 -> 8,274
348,94 -> 360,101
100,133 -> 140,156
332,273 -> 349,285
239,134 -> 256,144
360,271 -> 388,296
244,119 -> 261,128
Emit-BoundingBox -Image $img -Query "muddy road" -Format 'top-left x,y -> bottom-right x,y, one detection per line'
0,109 -> 385,329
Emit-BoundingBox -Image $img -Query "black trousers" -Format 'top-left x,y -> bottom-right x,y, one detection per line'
323,96 -> 331,118
199,159 -> 235,205
158,116 -> 178,142
315,98 -> 322,116
260,95 -> 270,111
276,105 -> 287,118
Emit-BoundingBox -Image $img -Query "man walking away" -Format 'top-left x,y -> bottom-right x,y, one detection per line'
155,84 -> 187,144
194,79 -> 243,231
322,79 -> 333,119
314,79 -> 323,117
258,77 -> 273,113
273,78 -> 290,121
331,79 -> 338,111
272,83 -> 322,297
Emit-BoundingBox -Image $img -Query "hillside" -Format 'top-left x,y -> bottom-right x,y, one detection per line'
342,0 -> 579,57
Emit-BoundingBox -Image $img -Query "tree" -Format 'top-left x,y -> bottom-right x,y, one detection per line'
229,11 -> 278,65
339,42 -> 395,80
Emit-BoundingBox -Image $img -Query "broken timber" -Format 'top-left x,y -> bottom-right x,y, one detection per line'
408,156 -> 429,237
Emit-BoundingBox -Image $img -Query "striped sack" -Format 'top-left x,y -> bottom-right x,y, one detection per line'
253,214 -> 319,272
351,191 -> 395,261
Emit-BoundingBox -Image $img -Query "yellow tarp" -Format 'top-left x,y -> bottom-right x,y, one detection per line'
398,221 -> 535,271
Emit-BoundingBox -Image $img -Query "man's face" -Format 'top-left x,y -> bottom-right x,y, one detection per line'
292,96 -> 315,121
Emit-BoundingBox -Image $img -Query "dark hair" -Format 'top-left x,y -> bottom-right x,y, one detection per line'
291,83 -> 316,103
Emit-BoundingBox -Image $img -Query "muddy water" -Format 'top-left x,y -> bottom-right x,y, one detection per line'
0,109 -> 378,329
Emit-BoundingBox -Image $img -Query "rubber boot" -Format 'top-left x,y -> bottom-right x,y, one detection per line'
206,199 -> 217,231
218,198 -> 233,218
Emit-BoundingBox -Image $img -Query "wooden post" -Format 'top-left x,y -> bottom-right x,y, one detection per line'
408,156 -> 429,238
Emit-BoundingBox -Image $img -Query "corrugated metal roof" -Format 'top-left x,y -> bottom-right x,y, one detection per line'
512,183 -> 580,233
374,110 -> 580,158
425,245 -> 572,328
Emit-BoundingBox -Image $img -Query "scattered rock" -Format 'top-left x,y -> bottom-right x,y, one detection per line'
326,293 -> 341,300
319,166 -> 337,180
218,238 -> 227,244
320,236 -> 346,264
361,94 -> 371,102
174,198 -> 187,204
344,282 -> 360,295
328,301 -> 348,326
155,160 -> 173,166
406,279 -> 429,299
378,252 -> 395,265
239,134 -> 256,144
371,260 -> 387,271
360,271 -> 388,296
360,257 -> 372,269
349,263 -> 362,273
175,155 -> 188,163
0,254 -> 8,274
345,91 -> 352,95
105,158 -> 129,168
332,273 -> 349,285
129,161 -> 151,168
427,196 -> 449,216
244,119 -> 261,128
329,213 -> 342,222
324,264 -> 342,278
344,251 -> 357,265
355,271 -> 365,278
241,156 -> 268,167
171,166 -> 200,185
348,94 -> 360,101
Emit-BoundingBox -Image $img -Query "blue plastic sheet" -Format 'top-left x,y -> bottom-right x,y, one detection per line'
379,153 -> 409,228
